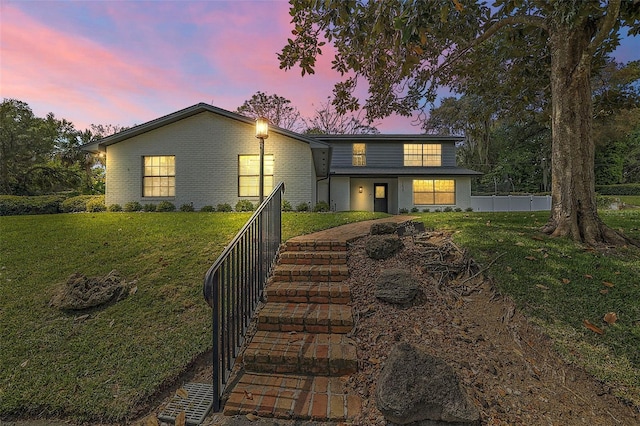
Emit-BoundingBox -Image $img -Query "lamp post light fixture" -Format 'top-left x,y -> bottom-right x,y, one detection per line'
255,117 -> 269,204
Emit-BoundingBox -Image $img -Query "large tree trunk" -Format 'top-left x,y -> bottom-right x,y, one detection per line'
543,23 -> 628,246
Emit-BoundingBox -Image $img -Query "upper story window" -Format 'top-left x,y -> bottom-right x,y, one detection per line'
403,143 -> 441,166
238,154 -> 274,197
352,143 -> 366,166
143,155 -> 175,197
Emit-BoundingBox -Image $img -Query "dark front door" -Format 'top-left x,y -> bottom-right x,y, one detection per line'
374,183 -> 388,213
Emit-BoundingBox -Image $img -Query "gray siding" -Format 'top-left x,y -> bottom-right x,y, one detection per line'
330,140 -> 457,168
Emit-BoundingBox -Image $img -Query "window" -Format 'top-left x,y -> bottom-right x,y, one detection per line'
352,143 -> 366,166
413,179 -> 455,205
404,144 -> 441,166
143,156 -> 175,197
238,154 -> 274,197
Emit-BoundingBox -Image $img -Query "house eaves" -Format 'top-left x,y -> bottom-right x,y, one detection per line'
330,167 -> 483,177
312,134 -> 465,143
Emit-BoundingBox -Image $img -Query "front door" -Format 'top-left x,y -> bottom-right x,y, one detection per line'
374,183 -> 388,213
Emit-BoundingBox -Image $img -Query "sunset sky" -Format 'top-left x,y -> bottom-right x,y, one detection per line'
1,0 -> 639,134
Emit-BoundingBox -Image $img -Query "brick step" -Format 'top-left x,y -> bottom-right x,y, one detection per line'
265,281 -> 351,304
278,251 -> 347,265
272,264 -> 349,282
257,303 -> 353,334
284,241 -> 347,252
243,331 -> 357,376
224,373 -> 362,421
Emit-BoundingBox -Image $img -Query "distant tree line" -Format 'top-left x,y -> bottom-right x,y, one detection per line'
0,99 -> 124,196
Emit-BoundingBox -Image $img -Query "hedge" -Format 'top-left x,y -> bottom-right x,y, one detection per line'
0,195 -> 65,216
596,184 -> 640,196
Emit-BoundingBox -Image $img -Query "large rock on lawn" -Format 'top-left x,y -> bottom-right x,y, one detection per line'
375,269 -> 419,305
50,270 -> 132,311
370,221 -> 398,235
365,234 -> 403,260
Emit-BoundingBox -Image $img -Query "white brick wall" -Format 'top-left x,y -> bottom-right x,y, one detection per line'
106,112 -> 316,210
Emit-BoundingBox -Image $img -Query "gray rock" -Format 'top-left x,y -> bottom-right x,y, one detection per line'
365,235 -> 403,260
376,342 -> 480,425
370,221 -> 398,235
375,269 -> 419,305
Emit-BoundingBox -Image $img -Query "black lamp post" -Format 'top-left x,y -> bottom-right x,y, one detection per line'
255,117 -> 269,204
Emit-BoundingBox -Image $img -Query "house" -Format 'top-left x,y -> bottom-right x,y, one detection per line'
83,103 -> 480,213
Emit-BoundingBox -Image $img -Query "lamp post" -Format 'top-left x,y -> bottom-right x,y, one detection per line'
255,117 -> 269,204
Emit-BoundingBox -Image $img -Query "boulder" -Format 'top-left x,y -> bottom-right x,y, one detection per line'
370,221 -> 398,235
50,270 -> 131,311
376,342 -> 480,425
365,235 -> 403,260
375,269 -> 419,305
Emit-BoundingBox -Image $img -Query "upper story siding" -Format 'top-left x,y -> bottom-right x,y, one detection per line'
322,138 -> 460,169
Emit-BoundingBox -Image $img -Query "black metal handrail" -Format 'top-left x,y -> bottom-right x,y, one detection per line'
202,181 -> 285,412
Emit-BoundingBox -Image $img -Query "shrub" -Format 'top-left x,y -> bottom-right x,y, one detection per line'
180,203 -> 195,212
124,201 -> 143,212
281,199 -> 292,212
454,207 -> 462,212
108,204 -> 122,212
434,208 -> 442,212
443,206 -> 453,212
235,200 -> 255,212
200,205 -> 215,212
156,201 -> 176,212
422,208 -> 430,213
216,203 -> 233,212
465,207 -> 473,212
596,184 -> 640,196
0,195 -> 65,216
86,197 -> 106,212
410,207 -> 419,213
399,208 -> 409,214
313,201 -> 330,212
143,203 -> 156,212
62,195 -> 96,213
296,202 -> 310,212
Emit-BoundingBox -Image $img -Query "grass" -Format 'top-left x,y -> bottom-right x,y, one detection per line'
1,209 -> 638,420
0,211 -> 387,422
414,209 -> 640,406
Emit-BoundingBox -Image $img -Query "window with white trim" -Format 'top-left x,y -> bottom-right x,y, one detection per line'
352,143 -> 366,166
238,154 -> 274,197
413,179 -> 455,205
403,144 -> 442,166
143,155 -> 175,197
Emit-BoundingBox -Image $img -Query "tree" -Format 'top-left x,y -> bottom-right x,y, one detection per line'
304,97 -> 379,134
237,91 -> 304,131
279,0 -> 640,245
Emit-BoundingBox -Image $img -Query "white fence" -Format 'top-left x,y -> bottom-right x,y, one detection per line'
470,195 -> 551,212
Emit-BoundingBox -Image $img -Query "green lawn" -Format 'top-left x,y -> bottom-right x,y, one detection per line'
0,209 -> 638,421
0,211 -> 387,422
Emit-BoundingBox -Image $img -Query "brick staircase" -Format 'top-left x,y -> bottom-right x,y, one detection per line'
223,240 -> 362,421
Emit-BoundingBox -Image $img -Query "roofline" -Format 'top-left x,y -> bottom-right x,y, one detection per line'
312,134 -> 464,142
83,103 -> 329,149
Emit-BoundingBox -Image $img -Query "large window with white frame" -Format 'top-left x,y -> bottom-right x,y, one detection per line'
143,155 -> 175,197
413,179 -> 455,205
352,143 -> 366,166
238,154 -> 274,197
404,144 -> 442,166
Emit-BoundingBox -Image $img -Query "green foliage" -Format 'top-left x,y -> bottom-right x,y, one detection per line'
399,208 -> 409,214
200,205 -> 215,212
235,199 -> 255,212
62,195 -> 101,213
108,204 -> 122,212
216,203 -> 232,212
295,202 -> 310,212
156,201 -> 176,212
143,203 -> 156,212
422,208 -> 430,212
596,184 -> 640,195
236,91 -> 303,131
410,207 -> 419,213
281,199 -> 292,212
443,206 -> 453,212
179,203 -> 195,212
123,201 -> 143,212
85,196 -> 106,212
313,200 -> 330,212
0,195 -> 64,216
